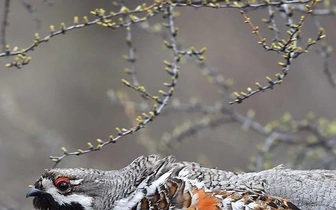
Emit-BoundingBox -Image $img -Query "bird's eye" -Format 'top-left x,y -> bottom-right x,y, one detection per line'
55,177 -> 71,191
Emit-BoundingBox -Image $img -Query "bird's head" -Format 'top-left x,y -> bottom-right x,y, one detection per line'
26,168 -> 106,210
26,155 -> 175,210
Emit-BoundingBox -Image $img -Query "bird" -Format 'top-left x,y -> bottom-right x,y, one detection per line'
26,155 -> 301,210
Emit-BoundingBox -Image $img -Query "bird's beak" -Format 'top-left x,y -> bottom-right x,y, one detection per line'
26,187 -> 43,198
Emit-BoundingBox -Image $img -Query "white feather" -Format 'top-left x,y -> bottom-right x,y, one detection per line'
114,169 -> 174,210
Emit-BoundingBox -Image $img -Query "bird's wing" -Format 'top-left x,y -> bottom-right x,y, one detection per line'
119,162 -> 301,210
136,176 -> 300,210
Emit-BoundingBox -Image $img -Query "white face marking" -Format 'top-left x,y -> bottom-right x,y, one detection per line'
70,179 -> 84,185
41,179 -> 93,210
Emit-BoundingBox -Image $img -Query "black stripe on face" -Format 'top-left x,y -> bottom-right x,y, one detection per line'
33,194 -> 85,210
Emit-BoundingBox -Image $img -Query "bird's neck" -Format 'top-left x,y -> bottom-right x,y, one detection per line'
98,156 -> 159,209
109,169 -> 139,198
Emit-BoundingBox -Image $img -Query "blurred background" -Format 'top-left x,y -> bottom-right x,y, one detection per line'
0,0 -> 336,209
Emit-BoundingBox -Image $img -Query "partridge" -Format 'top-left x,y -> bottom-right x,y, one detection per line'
26,155 -> 300,210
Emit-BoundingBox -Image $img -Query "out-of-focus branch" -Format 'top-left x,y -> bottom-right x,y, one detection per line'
0,0 -> 335,170
1,0 -> 10,51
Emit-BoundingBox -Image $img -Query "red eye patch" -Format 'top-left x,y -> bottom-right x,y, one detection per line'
55,177 -> 70,186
